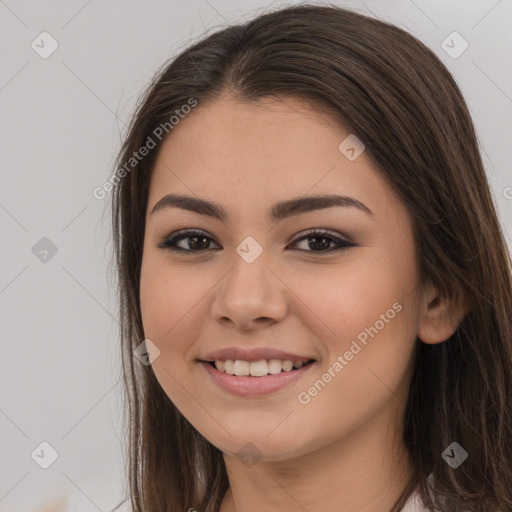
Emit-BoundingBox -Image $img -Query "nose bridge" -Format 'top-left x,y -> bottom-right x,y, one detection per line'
211,236 -> 287,329
232,237 -> 270,292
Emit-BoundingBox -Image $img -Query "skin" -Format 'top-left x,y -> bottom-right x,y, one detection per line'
139,93 -> 467,512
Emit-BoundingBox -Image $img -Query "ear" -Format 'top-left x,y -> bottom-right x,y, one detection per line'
417,281 -> 469,344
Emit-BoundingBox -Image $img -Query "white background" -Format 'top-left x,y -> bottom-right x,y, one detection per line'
1,0 -> 511,510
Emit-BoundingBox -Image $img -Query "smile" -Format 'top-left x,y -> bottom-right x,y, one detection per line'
199,359 -> 316,396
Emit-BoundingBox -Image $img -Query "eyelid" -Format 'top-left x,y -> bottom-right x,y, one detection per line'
289,227 -> 351,245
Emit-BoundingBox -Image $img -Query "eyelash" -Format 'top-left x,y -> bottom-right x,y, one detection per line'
156,228 -> 355,255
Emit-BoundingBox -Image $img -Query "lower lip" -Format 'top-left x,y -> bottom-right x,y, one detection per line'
199,361 -> 316,396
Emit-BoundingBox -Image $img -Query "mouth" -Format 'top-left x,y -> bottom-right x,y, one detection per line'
201,358 -> 316,376
198,358 -> 318,396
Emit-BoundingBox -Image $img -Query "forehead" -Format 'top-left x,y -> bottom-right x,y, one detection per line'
147,94 -> 401,224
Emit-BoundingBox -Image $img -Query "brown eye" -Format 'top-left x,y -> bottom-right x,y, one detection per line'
288,229 -> 355,253
157,229 -> 221,254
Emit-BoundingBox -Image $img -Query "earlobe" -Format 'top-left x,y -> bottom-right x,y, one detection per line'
417,283 -> 469,345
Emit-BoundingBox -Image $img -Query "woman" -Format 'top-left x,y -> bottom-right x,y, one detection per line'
109,4 -> 512,511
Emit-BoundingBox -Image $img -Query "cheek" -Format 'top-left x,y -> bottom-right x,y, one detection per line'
290,265 -> 418,442
139,255 -> 208,358
308,249 -> 413,327
139,260 -> 213,417
303,249 -> 419,381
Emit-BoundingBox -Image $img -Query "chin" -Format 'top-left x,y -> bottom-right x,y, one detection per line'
205,428 -> 313,462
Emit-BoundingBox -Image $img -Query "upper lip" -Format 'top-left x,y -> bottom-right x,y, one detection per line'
198,347 -> 316,363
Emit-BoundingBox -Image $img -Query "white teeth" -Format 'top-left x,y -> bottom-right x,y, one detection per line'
282,360 -> 294,372
223,360 -> 235,375
267,359 -> 284,375
212,358 -> 310,376
248,359 -> 268,376
233,360 -> 250,376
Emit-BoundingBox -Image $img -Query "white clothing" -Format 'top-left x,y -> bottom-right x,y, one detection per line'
402,489 -> 429,511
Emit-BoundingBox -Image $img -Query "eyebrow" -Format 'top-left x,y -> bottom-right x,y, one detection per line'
150,193 -> 373,222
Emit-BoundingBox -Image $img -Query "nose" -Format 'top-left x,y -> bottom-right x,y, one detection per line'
210,253 -> 288,331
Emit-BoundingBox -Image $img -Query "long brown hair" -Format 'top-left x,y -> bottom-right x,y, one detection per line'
108,4 -> 512,511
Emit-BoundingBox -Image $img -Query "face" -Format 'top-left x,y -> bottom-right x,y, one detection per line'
139,93 -> 424,461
